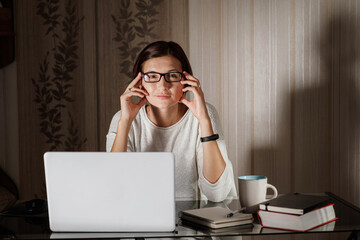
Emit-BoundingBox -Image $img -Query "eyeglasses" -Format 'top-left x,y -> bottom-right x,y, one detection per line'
142,71 -> 183,83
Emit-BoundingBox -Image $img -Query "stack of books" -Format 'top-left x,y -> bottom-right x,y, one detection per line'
257,193 -> 338,232
180,206 -> 253,233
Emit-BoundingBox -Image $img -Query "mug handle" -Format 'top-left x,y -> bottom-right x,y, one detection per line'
266,183 -> 278,200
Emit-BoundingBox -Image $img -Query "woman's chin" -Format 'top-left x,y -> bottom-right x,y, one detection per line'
147,99 -> 178,109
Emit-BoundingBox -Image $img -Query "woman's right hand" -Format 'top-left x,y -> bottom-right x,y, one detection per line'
119,72 -> 148,123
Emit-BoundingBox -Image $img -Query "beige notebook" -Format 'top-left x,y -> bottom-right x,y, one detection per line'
181,206 -> 253,229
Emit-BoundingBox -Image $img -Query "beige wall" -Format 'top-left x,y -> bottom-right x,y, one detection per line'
189,0 -> 360,209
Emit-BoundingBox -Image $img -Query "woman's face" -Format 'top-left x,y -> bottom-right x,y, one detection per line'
141,55 -> 184,109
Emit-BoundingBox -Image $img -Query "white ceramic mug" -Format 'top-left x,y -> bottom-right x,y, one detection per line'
238,175 -> 278,212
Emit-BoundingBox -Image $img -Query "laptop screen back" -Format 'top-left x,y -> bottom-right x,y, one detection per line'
44,152 -> 175,232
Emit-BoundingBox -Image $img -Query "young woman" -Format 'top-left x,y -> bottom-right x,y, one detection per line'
106,41 -> 236,202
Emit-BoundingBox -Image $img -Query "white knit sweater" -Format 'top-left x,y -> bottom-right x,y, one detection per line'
106,103 -> 237,202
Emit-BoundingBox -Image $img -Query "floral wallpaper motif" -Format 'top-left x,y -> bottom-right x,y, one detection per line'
111,0 -> 163,82
31,0 -> 87,151
16,0 -> 178,199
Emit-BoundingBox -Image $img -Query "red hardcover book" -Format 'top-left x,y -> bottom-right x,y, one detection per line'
258,204 -> 338,232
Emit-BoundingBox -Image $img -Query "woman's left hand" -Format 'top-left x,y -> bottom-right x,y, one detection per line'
180,71 -> 209,122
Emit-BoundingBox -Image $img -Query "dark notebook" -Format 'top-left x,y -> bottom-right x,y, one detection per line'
259,193 -> 332,215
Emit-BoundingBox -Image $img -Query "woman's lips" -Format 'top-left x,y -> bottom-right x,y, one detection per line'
156,95 -> 170,99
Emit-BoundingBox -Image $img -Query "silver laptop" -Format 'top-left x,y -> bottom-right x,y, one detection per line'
44,152 -> 175,232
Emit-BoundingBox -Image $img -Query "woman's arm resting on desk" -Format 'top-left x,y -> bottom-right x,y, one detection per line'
197,104 -> 237,202
199,118 -> 226,183
198,153 -> 236,202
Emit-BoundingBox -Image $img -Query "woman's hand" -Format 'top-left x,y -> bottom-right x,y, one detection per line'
119,72 -> 148,122
112,73 -> 148,152
180,71 -> 209,122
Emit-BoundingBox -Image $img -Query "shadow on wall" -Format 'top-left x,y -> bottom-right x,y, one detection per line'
329,13 -> 360,204
251,12 -> 360,197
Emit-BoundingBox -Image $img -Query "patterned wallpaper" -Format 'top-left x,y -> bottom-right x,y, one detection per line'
111,0 -> 163,80
16,0 -> 188,199
31,0 -> 86,152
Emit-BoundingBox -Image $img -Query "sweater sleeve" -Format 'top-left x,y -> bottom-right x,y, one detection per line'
196,103 -> 237,202
106,110 -> 135,152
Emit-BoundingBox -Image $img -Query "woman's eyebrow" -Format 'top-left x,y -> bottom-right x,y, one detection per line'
145,69 -> 181,73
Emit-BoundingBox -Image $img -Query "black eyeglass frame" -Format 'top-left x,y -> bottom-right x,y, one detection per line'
141,71 -> 184,83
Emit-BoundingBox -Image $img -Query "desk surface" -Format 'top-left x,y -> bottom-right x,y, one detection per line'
0,192 -> 359,239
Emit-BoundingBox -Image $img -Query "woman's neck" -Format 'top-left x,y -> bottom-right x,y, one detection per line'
146,103 -> 187,127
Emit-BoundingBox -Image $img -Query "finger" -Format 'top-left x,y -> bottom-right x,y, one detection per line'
181,80 -> 200,87
125,90 -> 146,98
128,72 -> 142,88
128,87 -> 149,96
182,86 -> 202,95
137,97 -> 148,108
183,71 -> 198,81
179,96 -> 191,108
182,72 -> 201,87
183,71 -> 200,83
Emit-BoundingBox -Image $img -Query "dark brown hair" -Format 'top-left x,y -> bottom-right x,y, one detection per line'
132,41 -> 193,78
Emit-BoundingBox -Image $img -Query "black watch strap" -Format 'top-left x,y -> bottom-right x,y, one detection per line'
200,134 -> 219,143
